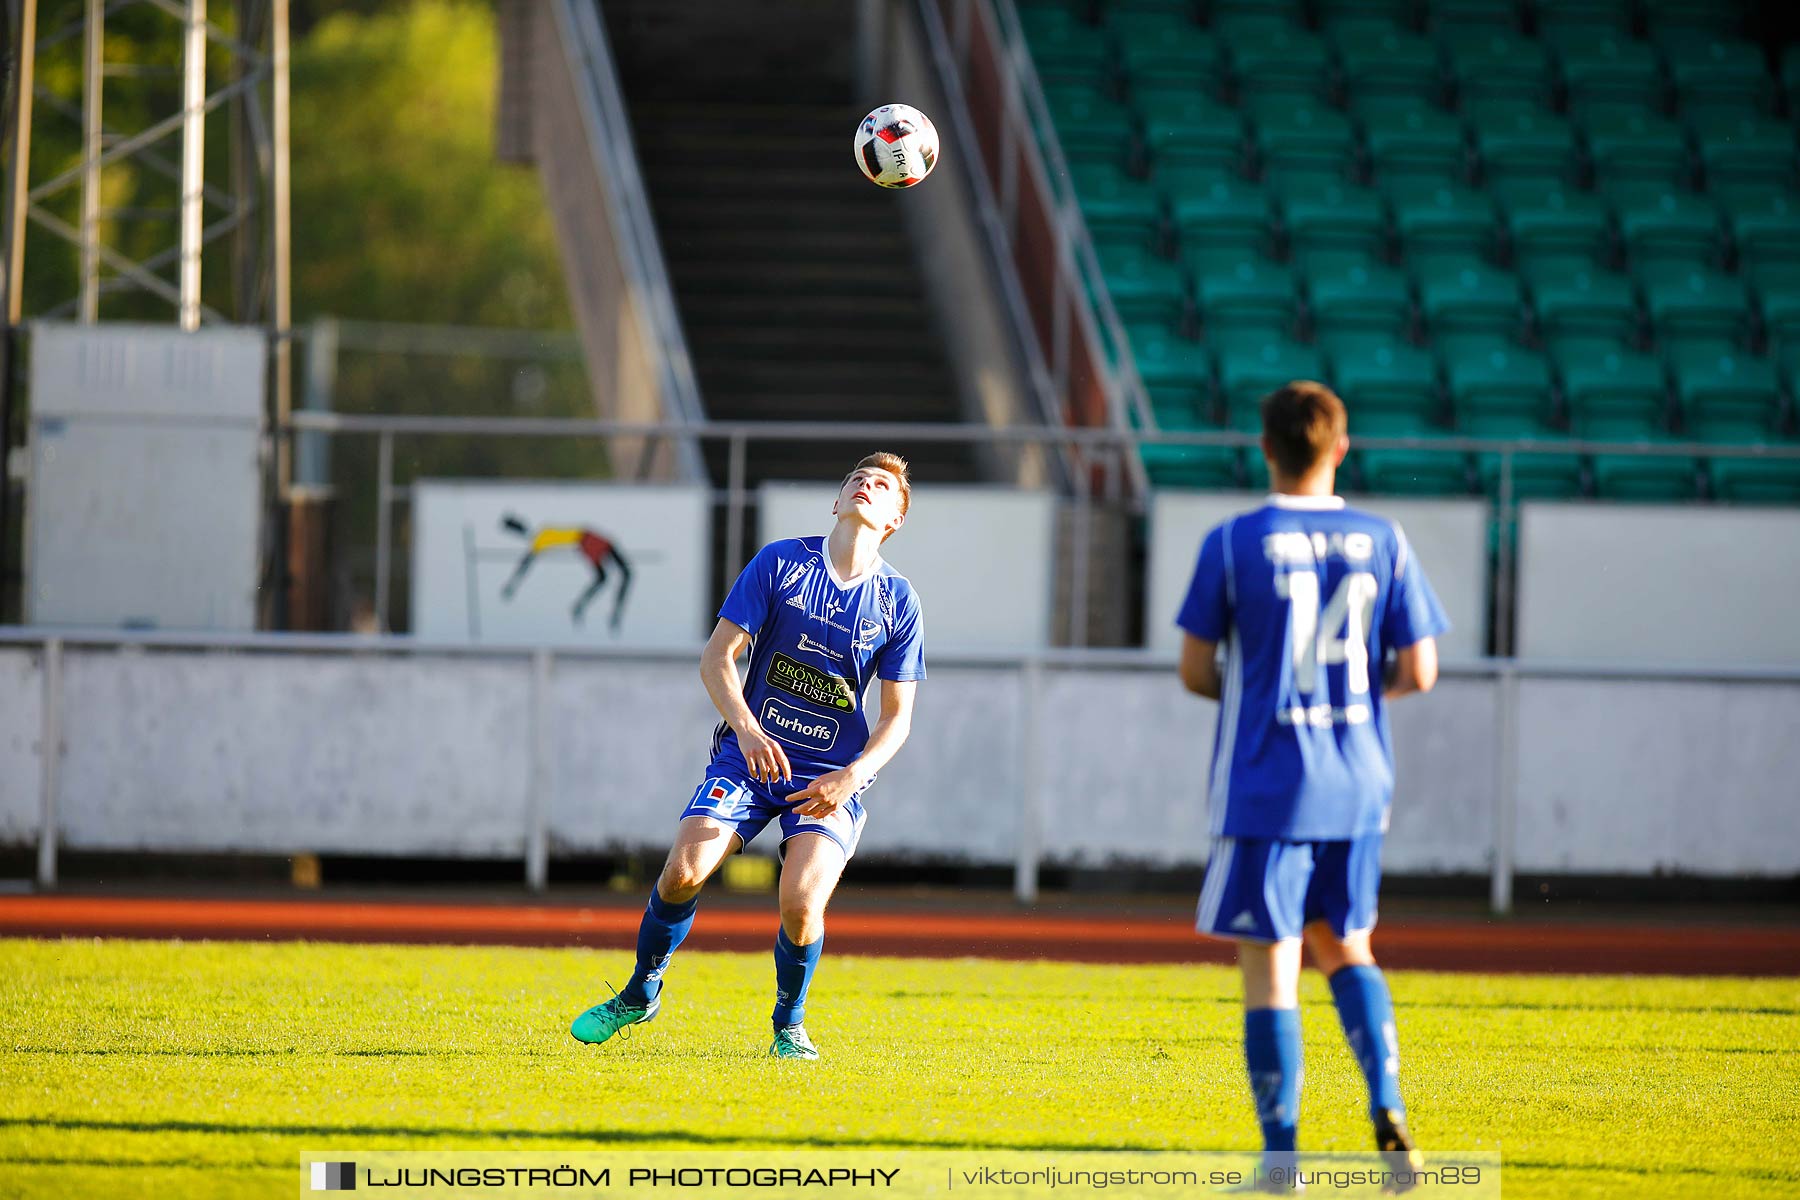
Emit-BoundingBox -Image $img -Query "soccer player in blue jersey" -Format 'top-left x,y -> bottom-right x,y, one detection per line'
1176,382 -> 1448,1189
569,452 -> 925,1060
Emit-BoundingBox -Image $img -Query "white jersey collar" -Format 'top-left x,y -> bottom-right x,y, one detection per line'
1267,493 -> 1346,510
819,535 -> 883,589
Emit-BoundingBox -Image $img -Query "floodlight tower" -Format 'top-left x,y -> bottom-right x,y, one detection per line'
1,0 -> 293,620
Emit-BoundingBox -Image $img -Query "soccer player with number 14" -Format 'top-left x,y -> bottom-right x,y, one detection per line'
1176,382 -> 1449,1191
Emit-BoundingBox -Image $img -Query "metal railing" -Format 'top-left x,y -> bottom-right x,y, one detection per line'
547,0 -> 706,480
285,410 -> 1800,656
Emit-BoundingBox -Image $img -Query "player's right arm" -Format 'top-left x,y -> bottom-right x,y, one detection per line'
1378,523 -> 1449,701
1383,638 -> 1438,699
699,617 -> 793,784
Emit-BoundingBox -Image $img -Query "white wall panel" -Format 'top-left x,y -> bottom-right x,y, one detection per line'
54,650 -> 532,855
0,648 -> 43,842
1518,504 -> 1800,666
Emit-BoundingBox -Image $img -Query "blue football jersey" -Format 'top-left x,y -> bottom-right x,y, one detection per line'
1176,495 -> 1449,840
716,536 -> 926,781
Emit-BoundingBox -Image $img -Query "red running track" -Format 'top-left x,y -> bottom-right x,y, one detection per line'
1,895 -> 1796,975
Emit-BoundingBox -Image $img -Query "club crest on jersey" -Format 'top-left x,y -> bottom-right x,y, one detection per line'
853,617 -> 882,653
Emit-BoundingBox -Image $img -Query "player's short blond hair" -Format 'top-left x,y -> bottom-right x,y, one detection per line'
846,452 -> 911,542
1261,381 -> 1347,478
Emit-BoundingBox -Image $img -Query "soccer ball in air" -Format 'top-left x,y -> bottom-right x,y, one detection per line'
854,104 -> 940,189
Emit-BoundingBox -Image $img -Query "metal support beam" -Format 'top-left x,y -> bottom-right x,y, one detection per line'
79,0 -> 102,321
526,647 -> 551,893
36,636 -> 62,889
178,0 -> 206,330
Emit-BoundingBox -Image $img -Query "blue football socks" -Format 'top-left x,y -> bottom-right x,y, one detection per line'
1329,964 -> 1405,1117
618,890 -> 698,1008
771,926 -> 823,1028
1244,1007 -> 1303,1153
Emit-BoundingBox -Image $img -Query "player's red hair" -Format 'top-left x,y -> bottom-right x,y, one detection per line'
1261,382 -> 1347,479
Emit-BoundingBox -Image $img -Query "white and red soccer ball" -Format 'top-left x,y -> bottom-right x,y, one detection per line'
854,104 -> 940,189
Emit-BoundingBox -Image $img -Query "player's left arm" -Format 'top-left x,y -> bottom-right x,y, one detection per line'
1379,523 -> 1450,700
790,679 -> 917,817
1179,635 -> 1223,700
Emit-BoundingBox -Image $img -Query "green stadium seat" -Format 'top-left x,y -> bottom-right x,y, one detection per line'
1138,88 -> 1245,173
1638,262 -> 1748,344
1525,259 -> 1639,343
1389,180 -> 1496,259
1357,446 -> 1475,495
1535,0 -> 1635,30
1116,24 -> 1224,91
1785,46 -> 1800,115
1356,97 -> 1468,182
1097,242 -> 1189,323
1756,278 -> 1800,359
1044,82 -> 1137,163
1430,0 -> 1519,29
1474,445 -> 1589,500
1709,456 -> 1800,503
1305,256 -> 1413,337
1274,176 -> 1388,259
1168,175 -> 1273,254
1140,383 -> 1245,489
1552,337 -> 1669,438
1069,161 -> 1164,248
1213,0 -> 1309,24
1222,18 -> 1333,101
1324,337 -> 1443,433
1721,189 -> 1800,266
1661,35 -> 1771,113
1592,449 -> 1704,500
1609,183 -> 1722,267
1018,5 -> 1112,82
1467,99 -> 1581,185
1416,256 -> 1524,337
1440,335 -> 1554,431
1317,0 -> 1414,21
1667,342 -> 1783,441
1493,180 -> 1613,265
1247,98 -> 1358,175
1440,28 -> 1554,103
1194,252 -> 1298,331
1549,31 -> 1662,110
1688,111 -> 1796,191
1328,18 -> 1442,97
1579,103 -> 1691,186
1214,333 -> 1328,425
1128,322 -> 1212,390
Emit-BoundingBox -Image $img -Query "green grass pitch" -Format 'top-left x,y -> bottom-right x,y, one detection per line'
1,937 -> 1796,1199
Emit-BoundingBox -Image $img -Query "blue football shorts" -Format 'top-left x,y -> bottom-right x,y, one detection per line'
678,754 -> 868,861
1196,834 -> 1383,943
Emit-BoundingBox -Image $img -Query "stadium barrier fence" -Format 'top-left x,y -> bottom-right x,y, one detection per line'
4,627 -> 1798,913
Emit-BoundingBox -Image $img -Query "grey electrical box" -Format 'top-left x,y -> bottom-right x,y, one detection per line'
26,323 -> 266,630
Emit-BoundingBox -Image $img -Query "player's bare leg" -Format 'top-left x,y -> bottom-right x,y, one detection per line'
1237,938 -> 1305,1189
1306,920 -> 1421,1193
571,817 -> 741,1046
767,832 -> 847,1060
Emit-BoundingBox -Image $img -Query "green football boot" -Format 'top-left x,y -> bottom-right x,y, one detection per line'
569,994 -> 658,1046
768,1024 -> 819,1060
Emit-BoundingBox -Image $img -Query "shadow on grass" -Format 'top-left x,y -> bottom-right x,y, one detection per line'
0,1116 -> 1177,1152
